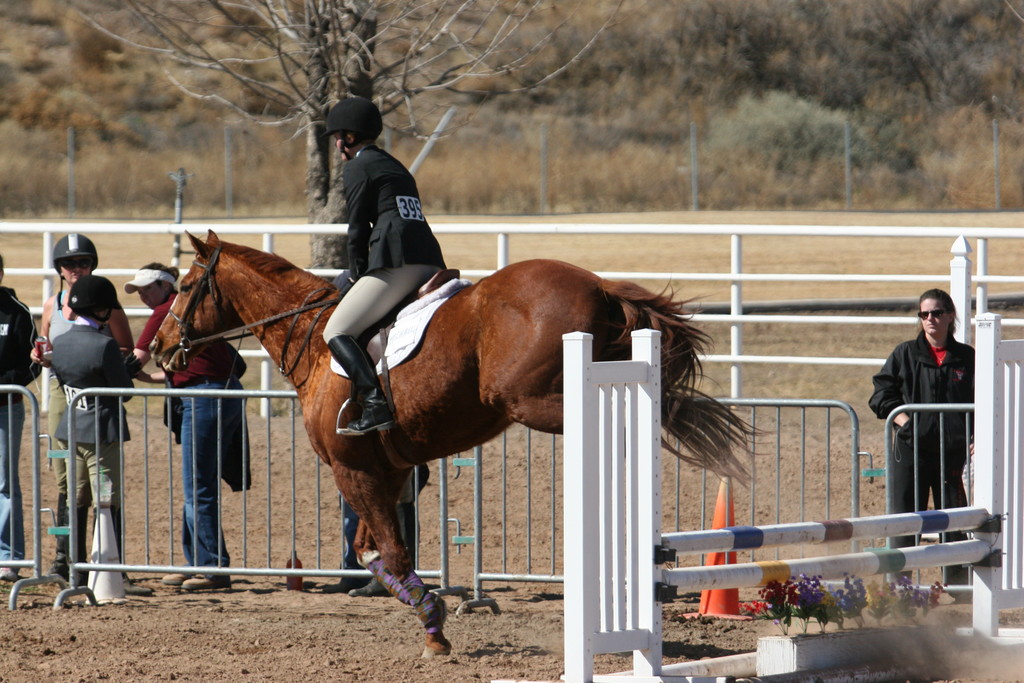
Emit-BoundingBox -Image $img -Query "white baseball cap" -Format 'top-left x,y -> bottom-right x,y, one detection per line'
124,268 -> 176,293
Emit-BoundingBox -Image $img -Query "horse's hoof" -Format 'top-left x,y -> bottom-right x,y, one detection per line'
422,631 -> 452,658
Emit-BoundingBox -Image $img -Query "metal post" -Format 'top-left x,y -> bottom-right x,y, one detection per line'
224,127 -> 234,218
408,106 -> 457,176
259,233 -> 275,418
497,233 -> 509,270
67,127 -> 76,218
539,122 -> 549,214
844,120 -> 852,210
168,168 -> 194,267
690,122 -> 699,211
993,119 -> 1001,210
730,234 -> 743,398
976,237 -> 989,314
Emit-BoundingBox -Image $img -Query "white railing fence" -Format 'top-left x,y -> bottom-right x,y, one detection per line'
3,221 -> 1024,409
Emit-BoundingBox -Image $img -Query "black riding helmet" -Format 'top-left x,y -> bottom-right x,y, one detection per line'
324,97 -> 383,142
53,233 -> 98,274
68,274 -> 119,322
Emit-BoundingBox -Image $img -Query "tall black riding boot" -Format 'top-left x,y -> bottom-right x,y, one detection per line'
73,506 -> 90,586
328,335 -> 396,435
49,493 -> 70,580
110,506 -> 153,596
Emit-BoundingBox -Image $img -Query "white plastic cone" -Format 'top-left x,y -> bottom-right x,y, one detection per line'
88,505 -> 125,603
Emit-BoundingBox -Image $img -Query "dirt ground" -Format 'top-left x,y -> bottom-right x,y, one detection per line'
1,401 -> 1022,683
2,559 -> 1023,683
3,213 -> 1024,682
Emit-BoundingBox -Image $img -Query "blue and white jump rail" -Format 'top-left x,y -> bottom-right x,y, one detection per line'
561,316 -> 1024,683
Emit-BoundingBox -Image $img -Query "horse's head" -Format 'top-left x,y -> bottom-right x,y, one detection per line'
152,230 -> 244,371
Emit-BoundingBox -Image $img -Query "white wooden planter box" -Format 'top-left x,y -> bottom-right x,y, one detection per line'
756,626 -> 932,676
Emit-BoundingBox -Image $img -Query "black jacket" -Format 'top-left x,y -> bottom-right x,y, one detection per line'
869,331 -> 974,458
343,145 -> 446,279
0,286 -> 39,388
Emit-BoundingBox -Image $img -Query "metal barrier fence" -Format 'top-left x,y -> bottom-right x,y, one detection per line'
0,381 -> 980,613
882,403 -> 975,514
443,397 -> 868,615
3,385 -> 468,610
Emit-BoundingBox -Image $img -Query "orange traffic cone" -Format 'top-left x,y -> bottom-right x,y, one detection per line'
698,477 -> 740,616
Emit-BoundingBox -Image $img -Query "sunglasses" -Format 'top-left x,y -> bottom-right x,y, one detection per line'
58,258 -> 94,270
917,309 -> 947,320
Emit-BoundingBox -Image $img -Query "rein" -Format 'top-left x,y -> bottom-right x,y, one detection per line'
170,245 -> 341,377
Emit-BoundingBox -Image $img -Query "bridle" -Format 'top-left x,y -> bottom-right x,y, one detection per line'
168,245 -> 340,377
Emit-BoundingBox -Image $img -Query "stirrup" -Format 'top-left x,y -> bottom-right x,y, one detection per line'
335,398 -> 396,436
335,398 -> 354,435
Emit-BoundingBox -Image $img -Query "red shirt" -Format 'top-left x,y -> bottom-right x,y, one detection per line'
137,293 -> 240,387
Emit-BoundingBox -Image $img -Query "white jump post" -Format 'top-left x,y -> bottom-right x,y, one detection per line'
973,313 -> 1024,638
563,330 -> 662,683
561,318 -> 1024,683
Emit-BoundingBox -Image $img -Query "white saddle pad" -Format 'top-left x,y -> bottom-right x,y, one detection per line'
330,278 -> 472,377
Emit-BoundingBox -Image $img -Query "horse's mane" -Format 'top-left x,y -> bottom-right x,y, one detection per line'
222,241 -> 332,293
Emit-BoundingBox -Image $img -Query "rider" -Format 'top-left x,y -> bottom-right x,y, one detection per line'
31,234 -> 140,591
322,96 -> 447,435
48,275 -> 134,587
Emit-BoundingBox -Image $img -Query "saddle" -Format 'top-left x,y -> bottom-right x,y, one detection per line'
355,268 -> 461,362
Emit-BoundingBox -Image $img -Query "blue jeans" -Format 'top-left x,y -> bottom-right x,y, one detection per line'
180,379 -> 243,570
0,400 -> 25,562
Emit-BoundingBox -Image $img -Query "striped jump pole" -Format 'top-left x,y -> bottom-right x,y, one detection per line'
663,539 -> 993,593
660,506 -> 993,557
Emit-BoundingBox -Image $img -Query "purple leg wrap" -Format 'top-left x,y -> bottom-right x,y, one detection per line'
367,558 -> 445,633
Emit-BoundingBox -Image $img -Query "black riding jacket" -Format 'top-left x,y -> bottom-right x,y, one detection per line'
869,331 -> 974,459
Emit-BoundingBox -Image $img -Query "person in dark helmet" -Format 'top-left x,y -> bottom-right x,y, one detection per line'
30,234 -> 139,592
321,96 -> 447,435
48,275 -> 136,590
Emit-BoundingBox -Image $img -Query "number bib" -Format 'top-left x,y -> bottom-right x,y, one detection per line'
63,385 -> 87,410
396,196 -> 425,221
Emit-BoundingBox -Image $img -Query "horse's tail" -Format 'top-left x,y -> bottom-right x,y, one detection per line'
598,279 -> 752,482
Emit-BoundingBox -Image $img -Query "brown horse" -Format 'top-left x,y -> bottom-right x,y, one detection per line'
151,231 -> 749,657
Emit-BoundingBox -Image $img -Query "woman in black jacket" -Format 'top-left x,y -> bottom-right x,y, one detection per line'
869,288 -> 973,586
321,97 -> 447,436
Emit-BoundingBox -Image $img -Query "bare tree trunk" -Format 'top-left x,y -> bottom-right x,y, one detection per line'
306,3 -> 378,270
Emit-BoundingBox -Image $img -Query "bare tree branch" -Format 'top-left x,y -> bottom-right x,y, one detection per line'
62,0 -> 620,264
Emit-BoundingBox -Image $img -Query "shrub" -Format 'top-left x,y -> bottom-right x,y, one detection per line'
708,92 -> 872,172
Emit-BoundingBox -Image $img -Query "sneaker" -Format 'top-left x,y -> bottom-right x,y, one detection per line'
0,567 -> 19,582
322,576 -> 369,594
348,577 -> 389,597
161,573 -> 190,586
181,575 -> 231,591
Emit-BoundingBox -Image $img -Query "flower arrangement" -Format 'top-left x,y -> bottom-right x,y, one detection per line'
744,573 -> 944,634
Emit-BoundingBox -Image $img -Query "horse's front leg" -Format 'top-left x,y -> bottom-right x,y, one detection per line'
346,472 -> 451,657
